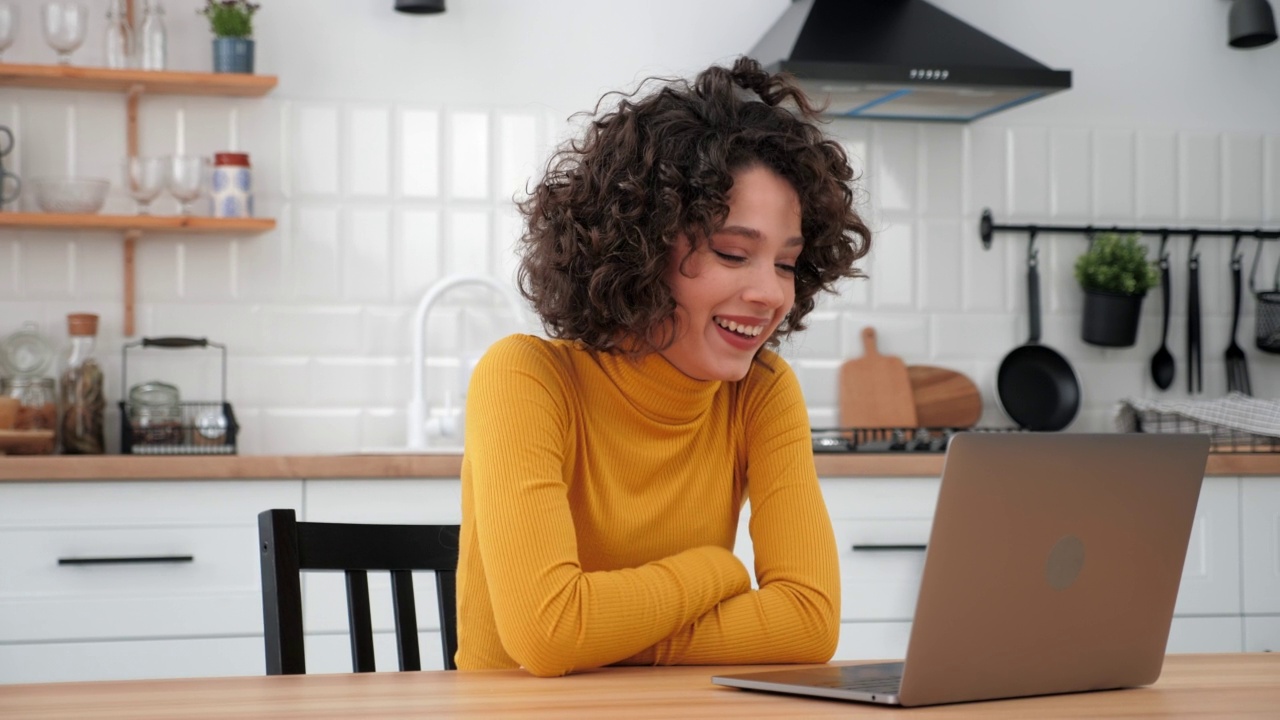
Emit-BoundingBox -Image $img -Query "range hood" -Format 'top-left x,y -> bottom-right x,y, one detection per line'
749,0 -> 1072,122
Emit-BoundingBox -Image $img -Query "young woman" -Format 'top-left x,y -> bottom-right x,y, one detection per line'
456,56 -> 872,676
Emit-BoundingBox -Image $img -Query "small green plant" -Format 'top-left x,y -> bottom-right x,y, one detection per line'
1074,232 -> 1158,295
200,0 -> 260,38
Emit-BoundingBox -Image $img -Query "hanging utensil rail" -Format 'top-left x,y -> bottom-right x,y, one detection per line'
980,208 -> 1280,249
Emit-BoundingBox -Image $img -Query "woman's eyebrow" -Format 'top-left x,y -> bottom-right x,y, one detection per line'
719,225 -> 805,246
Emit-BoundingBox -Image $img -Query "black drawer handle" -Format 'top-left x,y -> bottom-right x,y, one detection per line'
58,555 -> 195,566
852,544 -> 927,552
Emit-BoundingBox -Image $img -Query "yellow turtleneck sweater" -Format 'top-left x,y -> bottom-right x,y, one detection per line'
457,334 -> 840,676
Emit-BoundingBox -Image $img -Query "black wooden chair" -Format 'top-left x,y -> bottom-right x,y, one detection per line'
257,508 -> 460,673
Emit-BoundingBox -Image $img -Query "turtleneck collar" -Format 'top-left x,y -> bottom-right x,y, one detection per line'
590,346 -> 722,425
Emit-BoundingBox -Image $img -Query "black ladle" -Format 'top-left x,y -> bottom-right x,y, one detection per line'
1150,233 -> 1174,389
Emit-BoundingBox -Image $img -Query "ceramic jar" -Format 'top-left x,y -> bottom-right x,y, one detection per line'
211,152 -> 252,218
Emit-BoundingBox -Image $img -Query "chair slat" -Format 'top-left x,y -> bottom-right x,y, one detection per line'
437,570 -> 458,670
390,570 -> 421,671
346,570 -> 376,672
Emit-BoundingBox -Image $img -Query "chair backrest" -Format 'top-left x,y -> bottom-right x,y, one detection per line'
257,508 -> 459,674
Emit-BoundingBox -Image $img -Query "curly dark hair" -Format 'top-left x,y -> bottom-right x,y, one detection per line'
516,56 -> 871,354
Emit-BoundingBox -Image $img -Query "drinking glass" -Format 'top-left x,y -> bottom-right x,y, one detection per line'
0,4 -> 17,62
41,2 -> 88,65
168,155 -> 206,215
125,157 -> 167,215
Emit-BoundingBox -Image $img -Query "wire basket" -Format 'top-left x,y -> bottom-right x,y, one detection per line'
1132,410 -> 1280,453
1249,243 -> 1280,353
119,337 -> 239,455
1255,291 -> 1280,354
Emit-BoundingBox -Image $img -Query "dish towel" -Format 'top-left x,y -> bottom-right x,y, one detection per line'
1114,393 -> 1280,439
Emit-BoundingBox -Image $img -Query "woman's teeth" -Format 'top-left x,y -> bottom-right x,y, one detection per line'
715,317 -> 764,337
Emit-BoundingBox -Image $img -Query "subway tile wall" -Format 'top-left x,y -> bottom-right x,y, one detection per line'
1,90 -> 1278,453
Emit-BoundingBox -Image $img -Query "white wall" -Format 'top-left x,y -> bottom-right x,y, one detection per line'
0,0 -> 1278,453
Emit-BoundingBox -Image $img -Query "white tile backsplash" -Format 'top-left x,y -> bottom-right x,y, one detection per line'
399,108 -> 441,199
1223,133 -> 1265,223
1093,129 -> 1136,221
344,207 -> 392,302
4,84 -> 1279,453
1050,129 -> 1091,219
294,105 -> 341,196
293,206 -> 341,299
397,208 -> 443,301
347,106 -> 392,197
448,111 -> 490,200
1137,130 -> 1178,220
1179,132 -> 1222,222
1009,127 -> 1051,218
444,209 -> 491,276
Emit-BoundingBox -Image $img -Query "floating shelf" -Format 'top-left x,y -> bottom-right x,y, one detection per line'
0,212 -> 275,234
0,62 -> 277,97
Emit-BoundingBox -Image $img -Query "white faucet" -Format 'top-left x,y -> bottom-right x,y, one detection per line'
407,274 -> 527,450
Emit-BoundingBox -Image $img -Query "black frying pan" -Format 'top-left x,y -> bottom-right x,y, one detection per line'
996,238 -> 1081,431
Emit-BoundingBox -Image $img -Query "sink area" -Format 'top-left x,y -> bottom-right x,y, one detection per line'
407,274 -> 527,451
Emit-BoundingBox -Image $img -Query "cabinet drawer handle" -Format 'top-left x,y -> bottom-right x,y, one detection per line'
57,555 -> 195,566
851,544 -> 927,552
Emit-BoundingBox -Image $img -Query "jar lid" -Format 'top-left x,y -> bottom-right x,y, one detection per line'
0,322 -> 54,377
129,381 -> 180,407
214,152 -> 251,167
3,376 -> 56,389
67,313 -> 99,337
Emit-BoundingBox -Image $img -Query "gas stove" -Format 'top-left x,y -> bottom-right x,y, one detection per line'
810,427 -> 1024,453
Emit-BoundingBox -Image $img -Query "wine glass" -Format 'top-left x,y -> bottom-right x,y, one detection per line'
168,155 -> 206,215
41,2 -> 88,65
0,3 -> 17,62
125,157 -> 167,215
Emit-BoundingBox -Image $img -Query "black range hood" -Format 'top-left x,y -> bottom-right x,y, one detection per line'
749,0 -> 1072,122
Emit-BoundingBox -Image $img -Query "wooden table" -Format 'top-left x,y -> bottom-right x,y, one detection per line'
1,654 -> 1276,719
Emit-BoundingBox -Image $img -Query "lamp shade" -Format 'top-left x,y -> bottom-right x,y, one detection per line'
395,0 -> 445,14
1229,0 -> 1278,48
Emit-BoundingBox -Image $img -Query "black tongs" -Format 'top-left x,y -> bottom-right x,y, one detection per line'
1187,233 -> 1202,394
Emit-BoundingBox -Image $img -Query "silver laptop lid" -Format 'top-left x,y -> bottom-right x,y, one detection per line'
899,432 -> 1209,706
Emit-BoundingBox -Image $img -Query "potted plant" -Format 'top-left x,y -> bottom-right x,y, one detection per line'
200,0 -> 260,74
1074,231 -> 1158,347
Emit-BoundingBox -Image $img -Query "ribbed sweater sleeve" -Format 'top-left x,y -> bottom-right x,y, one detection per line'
461,337 -> 752,677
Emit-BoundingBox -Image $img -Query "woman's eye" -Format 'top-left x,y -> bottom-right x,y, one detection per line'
713,250 -> 746,263
776,263 -> 797,275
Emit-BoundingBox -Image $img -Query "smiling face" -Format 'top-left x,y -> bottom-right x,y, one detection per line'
659,164 -> 803,382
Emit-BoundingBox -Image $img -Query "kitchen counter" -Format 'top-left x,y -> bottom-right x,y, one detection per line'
1,451 -> 1278,481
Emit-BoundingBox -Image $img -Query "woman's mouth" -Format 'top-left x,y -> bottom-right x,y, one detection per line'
714,316 -> 766,337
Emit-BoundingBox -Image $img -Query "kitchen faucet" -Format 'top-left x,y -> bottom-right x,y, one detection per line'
407,274 -> 526,450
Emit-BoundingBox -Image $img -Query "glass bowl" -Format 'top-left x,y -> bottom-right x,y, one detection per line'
31,177 -> 110,214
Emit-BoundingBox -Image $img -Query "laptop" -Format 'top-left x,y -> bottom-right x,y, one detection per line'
712,432 -> 1210,707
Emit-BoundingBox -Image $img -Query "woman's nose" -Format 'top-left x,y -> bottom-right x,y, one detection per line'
743,267 -> 787,307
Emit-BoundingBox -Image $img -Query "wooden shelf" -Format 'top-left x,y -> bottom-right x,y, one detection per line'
0,62 -> 277,97
0,212 -> 275,234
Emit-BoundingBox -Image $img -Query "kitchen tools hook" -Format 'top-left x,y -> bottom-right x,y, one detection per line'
1026,228 -> 1039,267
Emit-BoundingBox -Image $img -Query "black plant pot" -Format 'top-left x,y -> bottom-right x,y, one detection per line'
1082,289 -> 1145,347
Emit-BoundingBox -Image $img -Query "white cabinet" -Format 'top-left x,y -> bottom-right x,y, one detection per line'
1244,616 -> 1280,652
0,480 -> 302,684
1174,477 -> 1242,616
2,471 -> 1275,684
1242,478 -> 1280,615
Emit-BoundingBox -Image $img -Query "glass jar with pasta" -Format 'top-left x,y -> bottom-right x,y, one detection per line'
58,313 -> 106,454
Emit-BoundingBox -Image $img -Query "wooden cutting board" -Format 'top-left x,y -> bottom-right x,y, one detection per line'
907,365 -> 983,428
839,327 -> 918,429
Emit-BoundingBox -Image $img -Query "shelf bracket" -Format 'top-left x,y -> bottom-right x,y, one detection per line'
124,229 -> 139,336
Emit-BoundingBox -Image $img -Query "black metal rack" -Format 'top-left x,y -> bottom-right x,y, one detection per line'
978,208 -> 1280,250
812,426 -> 1280,454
